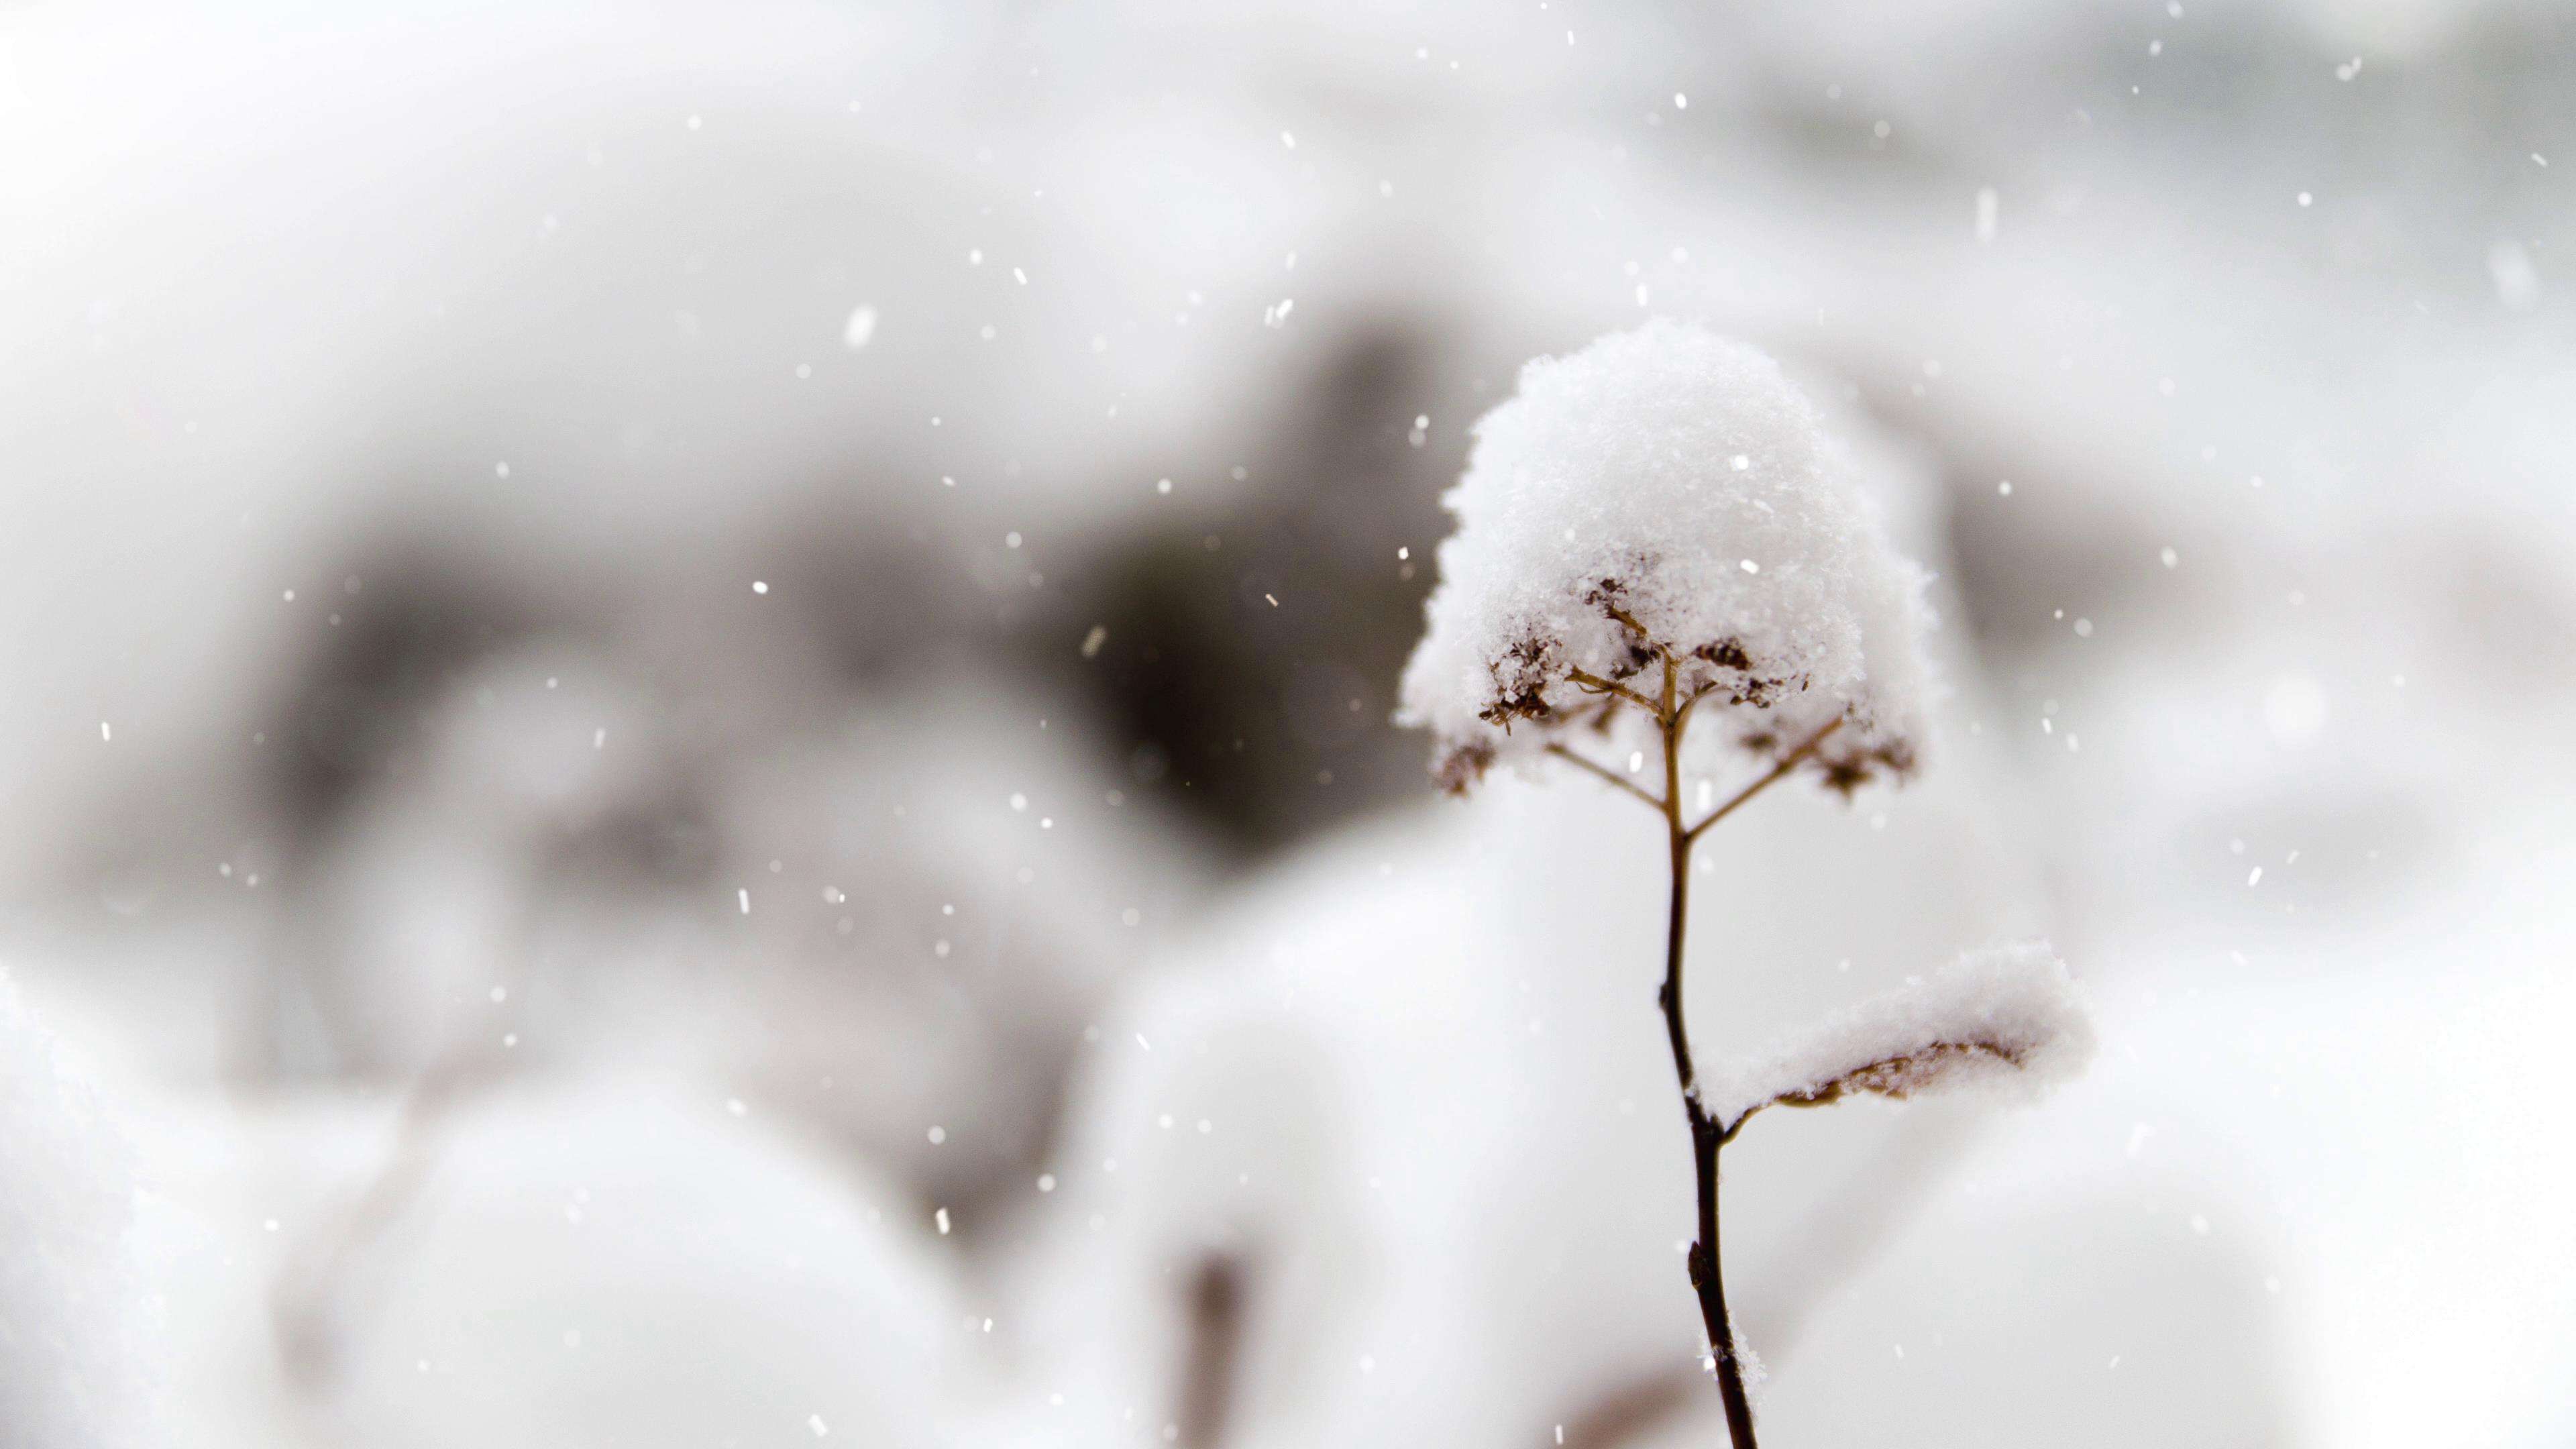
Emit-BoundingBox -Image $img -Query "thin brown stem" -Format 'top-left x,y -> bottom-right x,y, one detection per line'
1670,681 -> 1721,733
1541,657 -> 1835,1440
1684,718 -> 1844,844
1544,742 -> 1664,808
1651,655 -> 1761,1447
1548,661 -> 1847,1441
1564,667 -> 1660,714
1602,602 -> 1653,645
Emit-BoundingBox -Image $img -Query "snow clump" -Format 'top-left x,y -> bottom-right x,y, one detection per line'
1399,319 -> 1936,794
1706,940 -> 2094,1134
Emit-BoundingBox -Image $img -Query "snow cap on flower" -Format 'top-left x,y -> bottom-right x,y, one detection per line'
1398,320 -> 1935,793
1706,941 -> 2094,1134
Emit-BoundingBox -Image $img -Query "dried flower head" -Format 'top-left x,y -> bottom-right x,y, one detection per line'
1397,320 -> 1935,793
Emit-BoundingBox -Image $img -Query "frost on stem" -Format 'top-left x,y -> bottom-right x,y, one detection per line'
1397,319 -> 1935,795
1709,941 -> 2094,1139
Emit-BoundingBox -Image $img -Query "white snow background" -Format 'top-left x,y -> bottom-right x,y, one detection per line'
4,1 -> 2573,1446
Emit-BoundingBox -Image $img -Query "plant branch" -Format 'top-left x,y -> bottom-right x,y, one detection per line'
1670,680 -> 1721,733
1720,1039 -> 2027,1145
1603,602 -> 1654,645
1684,718 -> 1844,844
1565,667 -> 1661,716
1652,654 -> 1761,1448
1544,743 -> 1663,808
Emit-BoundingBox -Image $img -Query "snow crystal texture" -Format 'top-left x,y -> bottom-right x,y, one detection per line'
1707,941 -> 2094,1131
0,978 -> 148,1448
1399,320 -> 1935,791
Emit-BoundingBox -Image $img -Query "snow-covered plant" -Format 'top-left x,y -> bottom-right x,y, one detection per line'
1704,941 -> 2092,1139
1399,321 -> 2092,1445
1399,320 -> 1933,799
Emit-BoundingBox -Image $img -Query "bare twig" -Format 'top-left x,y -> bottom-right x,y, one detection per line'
1545,742 -> 1663,808
1564,667 -> 1661,715
1720,1039 -> 2025,1144
1645,654 -> 1762,1448
1539,652 -> 1852,1445
1684,718 -> 1843,844
1670,680 -> 1721,733
1602,602 -> 1654,645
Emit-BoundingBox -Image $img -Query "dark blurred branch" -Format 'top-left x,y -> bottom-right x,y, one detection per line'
1175,1252 -> 1250,1449
268,1040 -> 508,1386
1549,1362 -> 1700,1449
